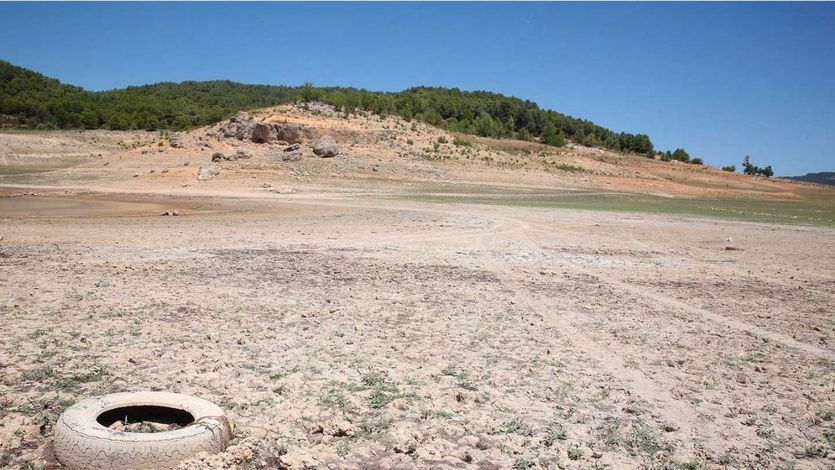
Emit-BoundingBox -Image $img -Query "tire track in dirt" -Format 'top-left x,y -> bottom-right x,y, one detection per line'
524,218 -> 835,298
290,198 -> 835,362
316,198 -> 833,361
336,205 -> 736,458
469,240 -> 735,460
526,229 -> 835,361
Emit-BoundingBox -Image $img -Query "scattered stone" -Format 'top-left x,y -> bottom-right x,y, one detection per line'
225,444 -> 253,464
284,143 -> 301,152
323,418 -> 352,437
305,422 -> 324,435
313,135 -> 340,158
269,186 -> 295,194
197,163 -> 221,181
169,134 -> 184,148
234,149 -> 252,160
278,449 -> 320,469
281,151 -> 302,162
160,210 -> 180,216
389,425 -> 420,454
161,168 -> 169,173
211,152 -> 225,162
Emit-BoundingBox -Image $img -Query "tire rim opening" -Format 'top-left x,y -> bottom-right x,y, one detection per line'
97,405 -> 195,432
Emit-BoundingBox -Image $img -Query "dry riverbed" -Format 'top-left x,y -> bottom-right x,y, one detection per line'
1,189 -> 833,469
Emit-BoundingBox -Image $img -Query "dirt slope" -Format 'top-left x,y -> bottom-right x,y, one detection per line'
2,102 -> 830,203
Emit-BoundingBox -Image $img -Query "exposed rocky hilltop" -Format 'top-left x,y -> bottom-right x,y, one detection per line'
2,102 -> 830,206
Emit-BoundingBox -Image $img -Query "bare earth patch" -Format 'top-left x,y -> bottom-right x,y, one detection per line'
1,192 -> 833,469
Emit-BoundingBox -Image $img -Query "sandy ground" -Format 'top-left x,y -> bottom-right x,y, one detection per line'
1,106 -> 834,469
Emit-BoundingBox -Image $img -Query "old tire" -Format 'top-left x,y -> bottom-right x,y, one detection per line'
54,391 -> 232,470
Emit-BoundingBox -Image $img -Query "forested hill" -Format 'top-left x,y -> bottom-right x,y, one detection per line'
1,59 -> 656,154
783,172 -> 835,186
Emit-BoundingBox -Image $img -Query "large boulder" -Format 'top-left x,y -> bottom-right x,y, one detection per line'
312,135 -> 340,158
197,163 -> 221,181
275,124 -> 304,144
251,122 -> 277,143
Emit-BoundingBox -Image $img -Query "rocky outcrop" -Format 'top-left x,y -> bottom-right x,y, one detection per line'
312,135 -> 340,158
220,112 -> 254,140
217,113 -> 309,145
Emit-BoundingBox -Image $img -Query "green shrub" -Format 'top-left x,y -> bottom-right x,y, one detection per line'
672,148 -> 690,162
541,122 -> 566,147
453,136 -> 472,147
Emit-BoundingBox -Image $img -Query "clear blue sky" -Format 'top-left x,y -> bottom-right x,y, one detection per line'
1,2 -> 833,176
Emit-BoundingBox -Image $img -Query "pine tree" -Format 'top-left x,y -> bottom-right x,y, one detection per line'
540,122 -> 565,147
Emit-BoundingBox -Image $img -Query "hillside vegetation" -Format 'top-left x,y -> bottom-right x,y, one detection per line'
783,172 -> 835,186
2,60 -> 657,155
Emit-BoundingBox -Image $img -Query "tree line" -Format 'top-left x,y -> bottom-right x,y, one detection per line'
306,84 -> 655,155
1,60 -> 659,155
0,61 -> 298,131
5,60 -> 742,163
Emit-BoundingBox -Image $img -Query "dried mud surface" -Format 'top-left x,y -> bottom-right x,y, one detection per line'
1,192 -> 833,469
